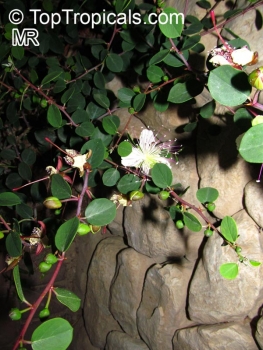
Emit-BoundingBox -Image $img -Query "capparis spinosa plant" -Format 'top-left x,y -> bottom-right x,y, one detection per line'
0,0 -> 263,349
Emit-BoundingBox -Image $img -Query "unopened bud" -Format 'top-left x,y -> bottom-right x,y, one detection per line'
248,67 -> 263,90
43,196 -> 62,209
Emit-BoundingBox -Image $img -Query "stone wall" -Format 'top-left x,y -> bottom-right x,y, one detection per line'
72,1 -> 263,349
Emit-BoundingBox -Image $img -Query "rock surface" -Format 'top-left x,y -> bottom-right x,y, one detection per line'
110,248 -> 155,338
124,194 -> 187,259
84,237 -> 127,348
188,210 -> 263,324
137,261 -> 195,350
256,316 -> 263,349
196,117 -> 253,218
173,321 -> 258,350
244,180 -> 263,228
105,331 -> 149,350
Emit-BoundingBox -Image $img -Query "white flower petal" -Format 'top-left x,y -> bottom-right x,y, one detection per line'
231,47 -> 254,66
121,147 -> 144,168
209,55 -> 230,66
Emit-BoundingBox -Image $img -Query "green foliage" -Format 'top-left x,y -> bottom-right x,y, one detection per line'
208,66 -> 251,106
196,187 -> 219,203
54,288 -> 81,312
239,124 -> 263,163
31,318 -> 73,350
219,263 -> 239,279
151,164 -> 173,188
55,217 -> 80,252
85,198 -> 116,226
220,216 -> 238,243
0,0 -> 261,347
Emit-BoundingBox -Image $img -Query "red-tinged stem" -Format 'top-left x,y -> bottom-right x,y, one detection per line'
249,102 -> 263,112
13,68 -> 77,127
169,189 -> 219,233
13,176 -> 49,191
169,38 -> 193,72
210,10 -> 233,52
0,215 -> 12,231
12,252 -> 66,350
253,90 -> 260,105
201,1 -> 263,37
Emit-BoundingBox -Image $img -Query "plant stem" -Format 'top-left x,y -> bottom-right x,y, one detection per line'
76,170 -> 90,217
12,252 -> 66,350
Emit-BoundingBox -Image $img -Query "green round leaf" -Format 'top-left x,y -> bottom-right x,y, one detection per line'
219,263 -> 239,279
117,141 -> 132,156
85,198 -> 116,226
0,192 -> 21,206
41,71 -> 62,86
200,100 -> 215,119
117,174 -> 141,194
47,105 -> 62,128
11,46 -> 24,60
132,93 -> 146,112
6,230 -> 22,257
55,217 -> 79,252
159,7 -> 184,38
102,168 -> 120,187
106,54 -> 123,73
147,65 -> 164,83
151,163 -> 172,188
102,115 -> 120,135
149,49 -> 170,65
182,35 -> 201,50
21,148 -> 36,165
249,260 -> 261,267
94,71 -> 105,89
75,121 -> 95,137
183,212 -> 202,232
196,187 -> 219,203
16,203 -> 33,219
208,66 -> 251,107
31,318 -> 73,350
220,216 -> 238,243
18,162 -> 32,181
54,288 -> 81,312
163,51 -> 189,67
51,174 -> 72,200
239,124 -> 263,163
168,80 -> 203,103
81,139 -> 105,168
93,93 -> 110,109
117,88 -> 136,104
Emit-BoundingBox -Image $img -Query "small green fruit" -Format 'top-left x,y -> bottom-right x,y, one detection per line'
158,190 -> 170,200
9,308 -> 22,321
0,231 -> 4,239
39,261 -> 52,273
128,107 -> 135,114
39,308 -> 50,319
204,229 -> 213,237
45,253 -> 58,265
43,196 -> 62,209
32,95 -> 41,104
40,99 -> 48,108
206,202 -> 216,212
248,67 -> 263,90
176,220 -> 184,229
133,86 -> 141,93
129,190 -> 144,201
77,223 -> 91,235
162,75 -> 169,82
54,209 -> 61,215
235,246 -> 242,253
14,93 -> 21,98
